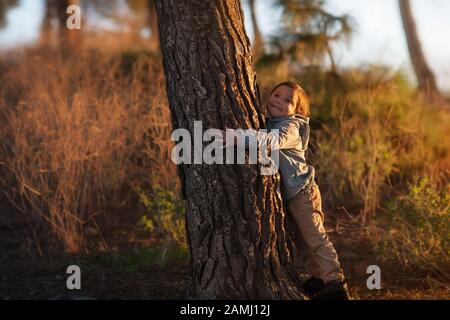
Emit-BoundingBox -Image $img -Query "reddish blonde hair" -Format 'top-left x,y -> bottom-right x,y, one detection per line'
270,82 -> 310,117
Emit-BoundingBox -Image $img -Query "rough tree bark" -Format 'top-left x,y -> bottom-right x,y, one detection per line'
248,0 -> 264,61
155,0 -> 305,299
399,0 -> 439,100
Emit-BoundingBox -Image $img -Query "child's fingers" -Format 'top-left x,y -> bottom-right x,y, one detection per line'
217,130 -> 227,144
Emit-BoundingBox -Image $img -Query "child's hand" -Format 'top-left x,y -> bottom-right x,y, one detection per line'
219,128 -> 238,146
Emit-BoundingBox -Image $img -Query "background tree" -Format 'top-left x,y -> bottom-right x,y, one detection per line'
40,0 -> 58,46
248,0 -> 265,61
146,0 -> 160,52
86,0 -> 160,51
122,0 -> 149,44
155,0 -> 305,299
271,0 -> 353,74
398,0 -> 440,102
0,0 -> 18,29
40,0 -> 81,48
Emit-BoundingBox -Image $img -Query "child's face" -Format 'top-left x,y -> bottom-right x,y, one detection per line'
266,85 -> 297,118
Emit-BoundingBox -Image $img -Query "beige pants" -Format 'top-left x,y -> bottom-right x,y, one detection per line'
287,184 -> 344,283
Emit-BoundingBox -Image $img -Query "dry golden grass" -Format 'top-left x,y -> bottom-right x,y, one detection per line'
0,45 -> 177,253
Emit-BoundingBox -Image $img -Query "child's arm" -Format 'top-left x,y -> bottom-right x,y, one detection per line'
260,122 -> 301,150
220,122 -> 301,150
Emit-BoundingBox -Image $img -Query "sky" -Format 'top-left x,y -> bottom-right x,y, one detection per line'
0,0 -> 449,91
244,0 -> 450,91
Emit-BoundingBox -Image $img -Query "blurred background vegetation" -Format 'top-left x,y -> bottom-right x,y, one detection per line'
0,0 -> 448,297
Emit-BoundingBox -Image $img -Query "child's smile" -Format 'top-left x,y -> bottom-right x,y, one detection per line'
267,85 -> 297,118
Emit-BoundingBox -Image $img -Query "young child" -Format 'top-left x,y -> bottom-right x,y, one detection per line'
221,82 -> 350,300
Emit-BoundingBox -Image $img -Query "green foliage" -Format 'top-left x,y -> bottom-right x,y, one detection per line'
117,50 -> 159,76
373,177 -> 449,273
136,185 -> 187,249
65,246 -> 190,272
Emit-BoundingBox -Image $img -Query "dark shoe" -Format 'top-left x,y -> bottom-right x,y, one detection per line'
302,276 -> 325,297
311,280 -> 351,300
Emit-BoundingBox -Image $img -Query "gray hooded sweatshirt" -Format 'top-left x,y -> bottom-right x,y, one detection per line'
244,114 -> 316,201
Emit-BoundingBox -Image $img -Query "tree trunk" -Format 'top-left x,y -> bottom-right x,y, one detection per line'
248,0 -> 264,61
155,0 -> 305,299
399,0 -> 439,100
40,0 -> 55,46
0,0 -> 19,28
56,0 -> 81,49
